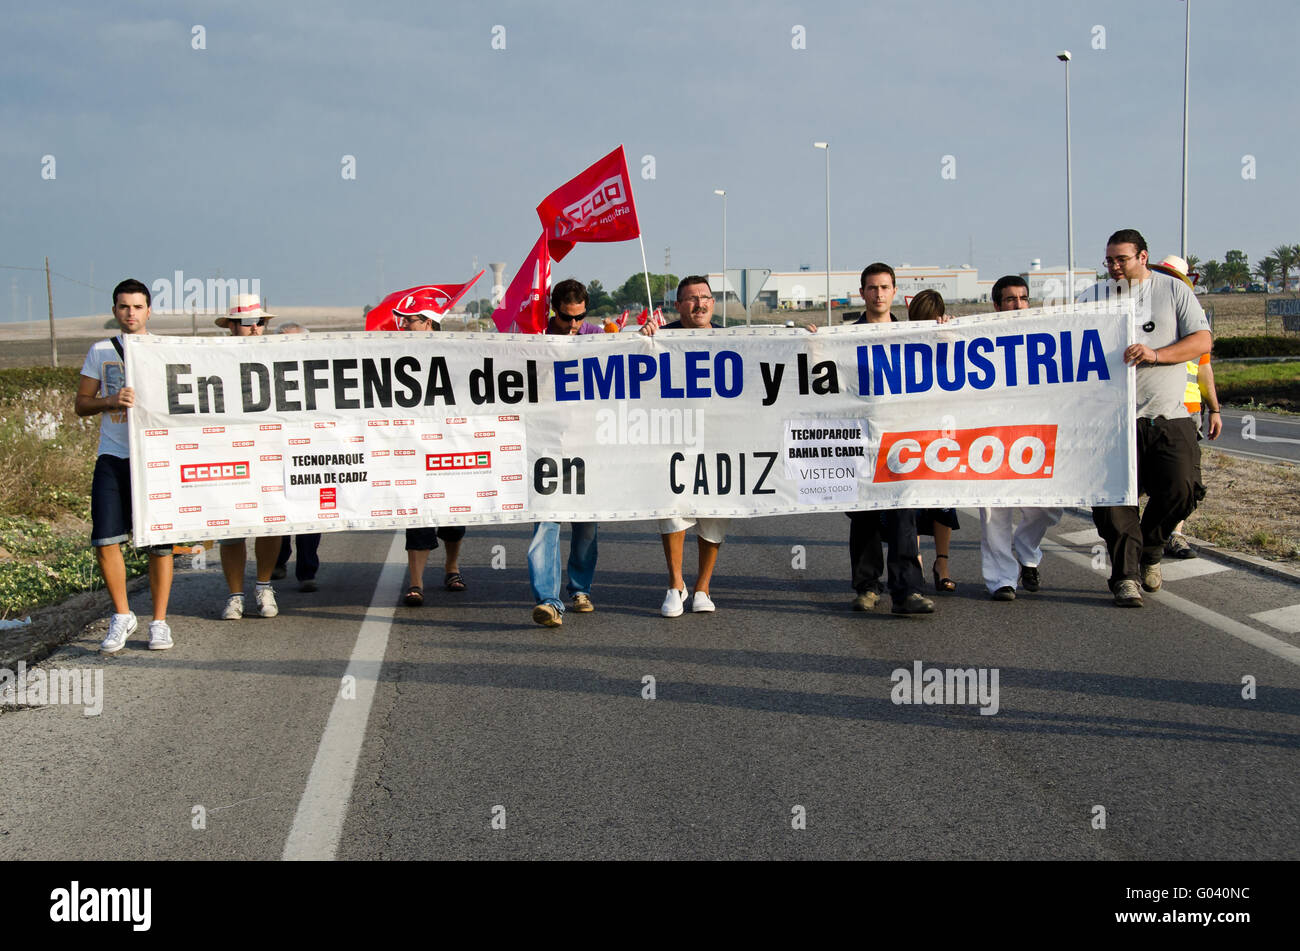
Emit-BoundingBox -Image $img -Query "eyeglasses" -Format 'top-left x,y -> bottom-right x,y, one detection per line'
680,296 -> 714,305
1103,255 -> 1138,267
555,312 -> 588,321
403,315 -> 434,324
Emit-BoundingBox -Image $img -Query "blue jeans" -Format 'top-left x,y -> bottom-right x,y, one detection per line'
528,521 -> 598,613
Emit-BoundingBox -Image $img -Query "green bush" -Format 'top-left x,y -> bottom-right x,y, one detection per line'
0,367 -> 82,402
1213,336 -> 1300,359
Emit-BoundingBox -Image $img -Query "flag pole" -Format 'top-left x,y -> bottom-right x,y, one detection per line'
638,234 -> 655,317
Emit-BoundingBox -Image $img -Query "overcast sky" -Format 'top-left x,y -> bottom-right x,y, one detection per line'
2,0 -> 1296,317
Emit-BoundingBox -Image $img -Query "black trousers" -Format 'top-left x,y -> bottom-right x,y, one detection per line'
848,509 -> 923,601
276,534 -> 322,581
1092,415 -> 1200,586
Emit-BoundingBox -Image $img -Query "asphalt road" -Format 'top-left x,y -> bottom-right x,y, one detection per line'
1216,408 -> 1300,464
2,510 -> 1298,860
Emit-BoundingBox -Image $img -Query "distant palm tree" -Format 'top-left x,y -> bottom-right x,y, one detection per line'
1256,256 -> 1279,289
1201,260 -> 1224,290
1276,244 -> 1300,293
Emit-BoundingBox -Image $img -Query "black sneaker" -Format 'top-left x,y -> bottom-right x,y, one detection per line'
1018,564 -> 1040,592
270,566 -> 288,581
991,586 -> 1016,602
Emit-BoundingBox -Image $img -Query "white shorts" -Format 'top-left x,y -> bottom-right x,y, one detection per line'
658,516 -> 728,545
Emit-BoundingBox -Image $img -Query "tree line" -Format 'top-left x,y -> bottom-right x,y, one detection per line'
1191,245 -> 1299,292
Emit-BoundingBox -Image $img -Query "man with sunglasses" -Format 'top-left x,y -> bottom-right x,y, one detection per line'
214,294 -> 285,619
1077,229 -> 1211,608
528,279 -> 602,627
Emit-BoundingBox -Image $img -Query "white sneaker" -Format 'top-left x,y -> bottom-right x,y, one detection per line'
148,620 -> 174,650
100,612 -> 137,654
660,587 -> 687,618
256,585 -> 279,618
691,591 -> 715,613
222,593 -> 245,620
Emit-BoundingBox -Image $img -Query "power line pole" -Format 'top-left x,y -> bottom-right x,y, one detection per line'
45,256 -> 57,367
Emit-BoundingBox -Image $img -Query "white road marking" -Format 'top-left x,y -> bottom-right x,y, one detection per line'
1157,559 -> 1230,581
1249,604 -> 1300,635
1043,539 -> 1300,668
1057,528 -> 1103,546
1245,434 -> 1300,445
283,531 -> 406,861
1213,447 -> 1299,465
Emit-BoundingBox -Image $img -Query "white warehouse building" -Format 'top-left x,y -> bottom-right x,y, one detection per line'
706,266 -> 985,310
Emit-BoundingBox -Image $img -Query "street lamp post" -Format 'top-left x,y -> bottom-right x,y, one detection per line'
714,189 -> 727,326
1056,52 -> 1074,300
814,142 -> 831,325
1180,0 -> 1191,259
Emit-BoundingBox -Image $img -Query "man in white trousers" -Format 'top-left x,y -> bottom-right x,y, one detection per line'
978,276 -> 1063,601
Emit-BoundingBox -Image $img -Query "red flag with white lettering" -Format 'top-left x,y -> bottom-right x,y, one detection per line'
491,233 -> 552,334
536,145 -> 641,262
364,272 -> 485,331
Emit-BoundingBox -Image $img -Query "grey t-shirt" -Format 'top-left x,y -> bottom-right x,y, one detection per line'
1078,271 -> 1209,420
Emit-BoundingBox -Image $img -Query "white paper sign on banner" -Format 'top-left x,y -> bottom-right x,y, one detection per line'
125,301 -> 1135,545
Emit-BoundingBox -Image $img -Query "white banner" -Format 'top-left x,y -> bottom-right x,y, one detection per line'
127,302 -> 1136,545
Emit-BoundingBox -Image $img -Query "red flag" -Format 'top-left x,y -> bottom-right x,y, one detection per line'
536,145 -> 641,262
635,308 -> 650,325
491,233 -> 552,334
365,271 -> 485,331
652,307 -> 664,327
616,308 -> 630,329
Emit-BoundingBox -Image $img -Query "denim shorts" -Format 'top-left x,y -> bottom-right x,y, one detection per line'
90,454 -> 171,554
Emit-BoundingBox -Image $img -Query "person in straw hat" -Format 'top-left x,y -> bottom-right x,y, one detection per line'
215,293 -> 285,619
1149,254 -> 1221,559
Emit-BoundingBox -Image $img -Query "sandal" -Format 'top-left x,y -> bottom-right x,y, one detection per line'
402,585 -> 424,607
444,571 -> 467,592
932,555 -> 956,594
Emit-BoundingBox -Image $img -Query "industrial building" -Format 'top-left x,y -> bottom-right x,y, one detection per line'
703,261 -> 1100,312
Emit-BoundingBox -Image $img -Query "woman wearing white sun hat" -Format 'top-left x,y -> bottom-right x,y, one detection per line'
215,294 -> 285,619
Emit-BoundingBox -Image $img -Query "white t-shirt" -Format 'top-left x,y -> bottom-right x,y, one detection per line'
80,336 -> 130,458
1078,271 -> 1209,420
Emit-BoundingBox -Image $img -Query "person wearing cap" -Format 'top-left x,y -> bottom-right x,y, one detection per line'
76,279 -> 177,652
271,320 -> 323,590
1149,255 -> 1222,559
391,298 -> 468,606
976,275 -> 1064,601
1077,230 -> 1211,607
528,279 -> 602,628
215,294 -> 285,619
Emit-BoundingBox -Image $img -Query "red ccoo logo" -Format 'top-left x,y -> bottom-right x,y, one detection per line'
874,425 -> 1058,483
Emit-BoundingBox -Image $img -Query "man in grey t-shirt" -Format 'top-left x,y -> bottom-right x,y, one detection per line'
1077,228 -> 1211,607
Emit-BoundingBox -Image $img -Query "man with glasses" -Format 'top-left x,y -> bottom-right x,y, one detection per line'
214,294 -> 285,619
977,275 -> 1063,602
1077,229 -> 1211,607
528,279 -> 603,627
640,275 -> 726,617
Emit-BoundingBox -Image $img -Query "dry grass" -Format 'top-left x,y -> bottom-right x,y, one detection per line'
1184,447 -> 1300,562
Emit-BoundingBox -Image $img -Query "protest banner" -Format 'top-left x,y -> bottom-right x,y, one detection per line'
126,301 -> 1135,546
